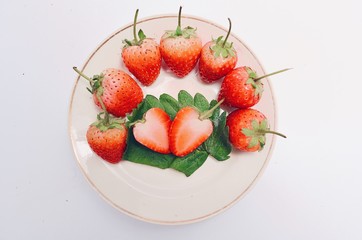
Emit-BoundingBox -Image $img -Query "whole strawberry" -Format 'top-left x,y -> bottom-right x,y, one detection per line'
160,6 -> 202,78
226,108 -> 286,152
73,67 -> 143,117
218,67 -> 290,108
169,100 -> 223,157
122,9 -> 161,86
86,100 -> 128,163
199,18 -> 237,83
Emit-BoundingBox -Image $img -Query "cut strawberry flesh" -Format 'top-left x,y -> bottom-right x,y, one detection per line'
170,107 -> 213,157
133,108 -> 171,154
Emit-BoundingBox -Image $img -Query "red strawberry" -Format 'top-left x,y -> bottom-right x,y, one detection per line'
86,108 -> 128,164
160,6 -> 202,78
73,67 -> 143,117
133,108 -> 172,154
218,67 -> 290,108
199,18 -> 237,83
169,101 -> 223,157
122,9 -> 161,86
226,108 -> 286,152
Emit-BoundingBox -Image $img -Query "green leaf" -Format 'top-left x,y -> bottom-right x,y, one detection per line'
170,150 -> 209,177
159,93 -> 180,120
127,95 -> 163,124
209,100 -> 220,120
178,90 -> 193,107
123,131 -> 175,169
194,93 -> 209,112
138,29 -> 146,41
203,111 -> 232,161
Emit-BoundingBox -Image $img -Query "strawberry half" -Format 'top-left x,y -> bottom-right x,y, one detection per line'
199,18 -> 237,83
122,9 -> 161,86
219,67 -> 290,108
133,108 -> 172,154
169,100 -> 223,157
73,67 -> 143,117
160,6 -> 202,78
226,108 -> 286,152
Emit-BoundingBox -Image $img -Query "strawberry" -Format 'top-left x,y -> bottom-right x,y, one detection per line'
86,101 -> 128,164
226,108 -> 286,152
218,67 -> 290,108
73,67 -> 143,117
132,108 -> 172,154
199,18 -> 237,83
160,6 -> 202,78
122,9 -> 161,86
169,100 -> 223,157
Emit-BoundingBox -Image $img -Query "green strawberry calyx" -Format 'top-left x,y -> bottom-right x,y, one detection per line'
242,119 -> 286,150
246,67 -> 264,98
73,67 -> 104,96
210,18 -> 236,58
123,9 -> 147,47
164,6 -> 197,39
246,67 -> 292,97
91,112 -> 126,132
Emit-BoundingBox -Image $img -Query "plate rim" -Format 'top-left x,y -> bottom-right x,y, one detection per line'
68,13 -> 278,225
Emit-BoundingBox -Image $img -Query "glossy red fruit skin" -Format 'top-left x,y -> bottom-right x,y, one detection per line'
122,39 -> 162,86
159,35 -> 202,78
218,67 -> 261,108
86,124 -> 128,163
93,68 -> 143,117
199,41 -> 237,83
226,108 -> 266,152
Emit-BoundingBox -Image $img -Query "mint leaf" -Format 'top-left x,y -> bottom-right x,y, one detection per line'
194,93 -> 210,112
123,131 -> 175,169
159,93 -> 180,120
178,90 -> 193,107
170,150 -> 209,177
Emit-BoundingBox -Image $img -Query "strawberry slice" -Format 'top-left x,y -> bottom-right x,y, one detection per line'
133,108 -> 172,154
169,100 -> 224,157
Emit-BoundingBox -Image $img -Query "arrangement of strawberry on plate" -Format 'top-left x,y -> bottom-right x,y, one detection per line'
69,7 -> 289,225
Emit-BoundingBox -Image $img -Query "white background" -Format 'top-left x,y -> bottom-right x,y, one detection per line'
1,0 -> 362,239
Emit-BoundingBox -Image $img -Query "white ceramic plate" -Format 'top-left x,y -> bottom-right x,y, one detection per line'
69,14 -> 277,225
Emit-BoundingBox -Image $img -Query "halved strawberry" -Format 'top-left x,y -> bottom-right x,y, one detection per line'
133,108 -> 172,154
169,100 -> 223,157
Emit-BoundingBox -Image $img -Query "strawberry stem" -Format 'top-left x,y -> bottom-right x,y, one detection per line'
133,9 -> 139,44
178,6 -> 182,28
222,18 -> 232,48
199,98 -> 224,120
260,129 -> 287,138
73,67 -> 93,83
175,6 -> 183,36
254,68 -> 292,81
95,93 -> 110,124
